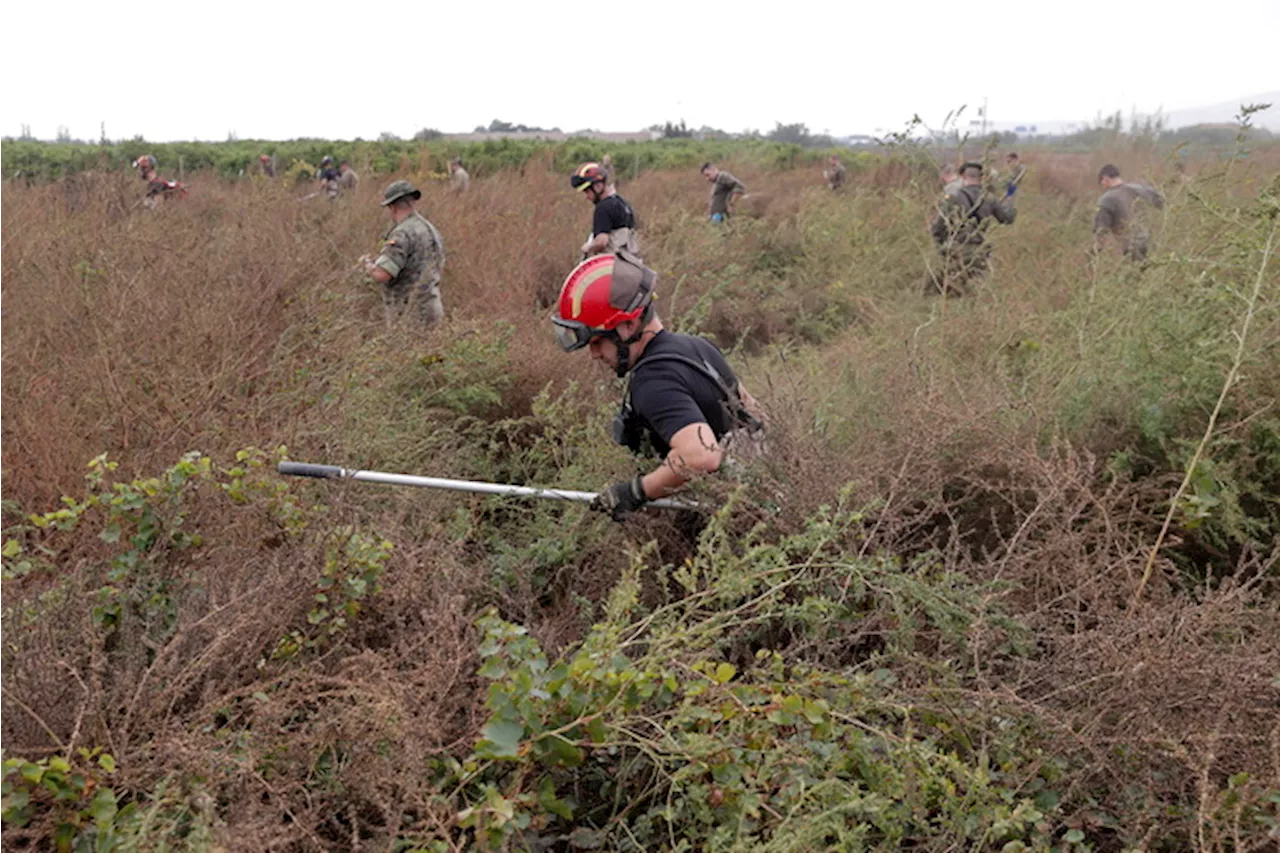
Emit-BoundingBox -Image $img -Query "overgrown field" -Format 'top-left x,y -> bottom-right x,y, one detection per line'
2,140 -> 1279,851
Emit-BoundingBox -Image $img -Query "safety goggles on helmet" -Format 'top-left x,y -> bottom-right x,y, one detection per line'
551,317 -> 612,352
570,162 -> 605,192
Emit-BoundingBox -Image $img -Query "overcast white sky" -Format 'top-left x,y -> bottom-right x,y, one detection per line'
4,0 -> 1277,141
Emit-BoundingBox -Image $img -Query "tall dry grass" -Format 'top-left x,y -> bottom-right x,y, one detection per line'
3,146 -> 1279,849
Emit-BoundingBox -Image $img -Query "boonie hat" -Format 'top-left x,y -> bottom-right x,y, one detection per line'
381,180 -> 422,206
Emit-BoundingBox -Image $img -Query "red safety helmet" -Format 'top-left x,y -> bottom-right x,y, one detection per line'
569,162 -> 606,192
552,255 -> 656,353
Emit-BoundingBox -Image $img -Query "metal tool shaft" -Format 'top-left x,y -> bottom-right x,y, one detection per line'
277,462 -> 692,510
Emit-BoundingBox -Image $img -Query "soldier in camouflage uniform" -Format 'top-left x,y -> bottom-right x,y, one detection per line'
824,155 -> 847,191
449,158 -> 470,193
1002,152 -> 1027,198
927,162 -> 1017,296
363,180 -> 446,327
1093,164 -> 1165,262
700,162 -> 747,222
338,160 -> 359,191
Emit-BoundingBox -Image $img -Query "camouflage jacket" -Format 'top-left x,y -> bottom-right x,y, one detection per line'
1094,182 -> 1164,238
374,213 -> 445,290
931,184 -> 1016,247
708,171 -> 746,215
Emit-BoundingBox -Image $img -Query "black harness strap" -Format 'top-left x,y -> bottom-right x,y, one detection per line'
625,352 -> 763,433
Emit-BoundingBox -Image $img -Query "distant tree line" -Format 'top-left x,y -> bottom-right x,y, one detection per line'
471,119 -> 562,134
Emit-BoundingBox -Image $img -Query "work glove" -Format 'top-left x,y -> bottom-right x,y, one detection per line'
1005,182 -> 1018,198
590,475 -> 648,521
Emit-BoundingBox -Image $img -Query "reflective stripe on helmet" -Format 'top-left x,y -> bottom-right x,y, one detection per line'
570,261 -> 613,319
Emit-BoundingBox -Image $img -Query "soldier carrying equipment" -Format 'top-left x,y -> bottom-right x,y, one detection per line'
928,161 -> 1016,296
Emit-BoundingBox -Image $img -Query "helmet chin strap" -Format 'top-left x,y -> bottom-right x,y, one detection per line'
614,332 -> 635,378
611,307 -> 653,377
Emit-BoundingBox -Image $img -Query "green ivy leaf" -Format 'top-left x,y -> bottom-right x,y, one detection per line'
585,717 -> 607,744
537,734 -> 584,767
538,777 -> 574,820
476,720 -> 524,760
1064,828 -> 1085,844
89,787 -> 118,826
4,788 -> 30,812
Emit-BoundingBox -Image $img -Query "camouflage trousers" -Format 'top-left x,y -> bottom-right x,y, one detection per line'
383,278 -> 444,328
1122,230 -> 1151,262
925,245 -> 990,297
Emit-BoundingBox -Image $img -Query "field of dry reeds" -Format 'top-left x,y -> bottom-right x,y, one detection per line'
2,142 -> 1279,851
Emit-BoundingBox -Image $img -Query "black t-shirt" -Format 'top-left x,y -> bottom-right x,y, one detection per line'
319,167 -> 340,182
627,331 -> 740,458
592,194 -> 636,237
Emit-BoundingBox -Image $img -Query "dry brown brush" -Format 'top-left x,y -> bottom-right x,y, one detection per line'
3,144 -> 1279,850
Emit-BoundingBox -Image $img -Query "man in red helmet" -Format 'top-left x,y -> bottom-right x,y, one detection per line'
552,255 -> 765,520
570,162 -> 641,262
133,155 -> 187,209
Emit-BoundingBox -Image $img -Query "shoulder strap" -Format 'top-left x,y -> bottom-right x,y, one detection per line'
418,215 -> 444,254
632,352 -> 732,393
626,351 -> 763,432
960,185 -> 984,221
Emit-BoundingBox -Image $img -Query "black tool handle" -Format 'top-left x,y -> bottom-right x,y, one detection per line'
277,461 -> 343,479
